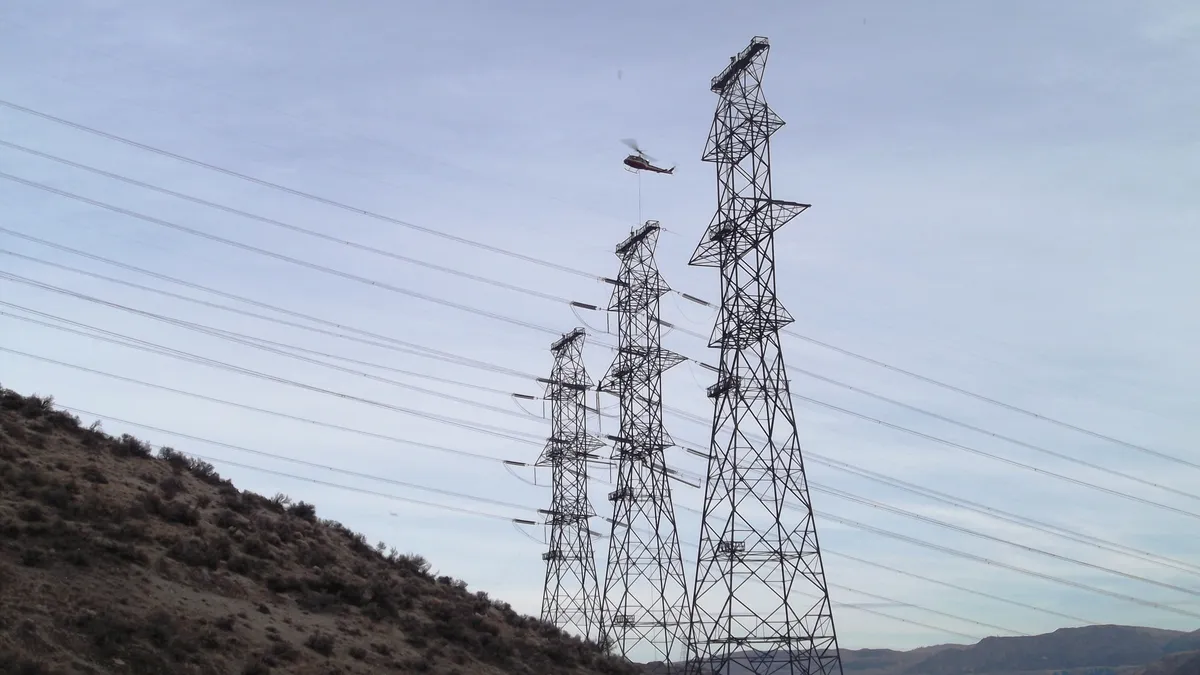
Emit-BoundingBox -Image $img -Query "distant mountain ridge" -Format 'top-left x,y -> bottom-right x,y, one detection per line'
647,625 -> 1200,675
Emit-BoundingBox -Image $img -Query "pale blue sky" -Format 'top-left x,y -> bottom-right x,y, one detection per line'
1,0 -> 1198,657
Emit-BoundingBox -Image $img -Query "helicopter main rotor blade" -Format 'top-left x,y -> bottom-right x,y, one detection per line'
620,137 -> 660,163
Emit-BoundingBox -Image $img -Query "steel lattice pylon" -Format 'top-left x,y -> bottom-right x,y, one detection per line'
538,327 -> 603,642
598,221 -> 690,668
684,37 -> 844,675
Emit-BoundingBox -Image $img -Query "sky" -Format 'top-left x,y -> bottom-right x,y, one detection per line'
1,0 -> 1199,659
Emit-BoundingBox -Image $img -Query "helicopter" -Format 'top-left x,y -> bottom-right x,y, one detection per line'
621,138 -> 675,174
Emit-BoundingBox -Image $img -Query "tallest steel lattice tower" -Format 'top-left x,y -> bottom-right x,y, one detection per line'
684,37 -> 844,675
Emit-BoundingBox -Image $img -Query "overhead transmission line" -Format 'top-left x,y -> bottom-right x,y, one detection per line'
788,392 -> 1200,522
656,446 -> 1200,587
0,102 -> 601,282
812,510 -> 1200,622
17,345 -> 1193,627
0,344 -> 541,449
0,229 -> 536,380
0,139 -> 582,305
665,406 -> 1200,526
810,483 -> 1200,597
7,324 -> 1177,598
7,252 -> 1198,527
0,112 -> 1190,473
808,453 -> 1200,578
57,404 -> 535,513
663,408 -> 1200,577
666,492 -> 1200,623
9,246 -> 1198,537
2,112 -> 1190,612
0,307 -> 545,446
0,284 -> 543,425
822,550 -> 1101,625
25,299 -> 1200,586
0,171 -> 584,340
186,452 -> 532,523
37,405 -> 1060,641
0,108 -> 1183,471
40,396 -> 998,641
66,419 -> 989,645
610,488 -> 1200,628
657,320 -> 1199,499
13,219 -> 1187,522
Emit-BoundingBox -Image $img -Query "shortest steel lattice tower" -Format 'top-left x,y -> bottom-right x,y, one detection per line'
598,221 -> 690,668
538,327 -> 603,642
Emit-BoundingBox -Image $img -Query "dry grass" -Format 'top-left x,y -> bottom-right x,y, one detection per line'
0,386 -> 640,675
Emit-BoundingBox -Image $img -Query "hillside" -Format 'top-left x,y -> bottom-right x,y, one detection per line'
1138,650 -> 1200,675
0,386 -> 638,675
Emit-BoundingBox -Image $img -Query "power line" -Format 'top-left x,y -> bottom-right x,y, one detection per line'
48,285 -> 1186,603
663,407 -> 1200,578
4,338 -> 1081,637
0,283 -> 543,424
790,392 -> 1200,523
680,442 -> 1200,594
191,452 -> 531,523
667,399 -> 1200,534
0,138 -> 582,305
56,404 -> 535,513
0,229 -> 537,380
11,253 -> 1200,562
788,364 -> 1198,502
822,550 -> 1101,626
808,454 -> 1200,578
0,171 -> 570,338
826,584 -> 1023,637
19,342 -> 1187,629
27,331 -> 1195,615
0,306 -> 544,446
0,99 -> 602,281
809,484 -> 1200,599
0,347 -> 542,456
779,328 -> 1200,472
1,99 -> 1183,471
816,511 -> 1200,622
671,307 -> 1196,474
72,394 -> 1027,642
664,493 -> 1200,625
822,598 -> 982,643
53,402 -> 995,644
11,249 -> 1200,564
639,320 -> 1200,510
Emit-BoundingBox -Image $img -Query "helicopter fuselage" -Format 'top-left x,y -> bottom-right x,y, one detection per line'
623,154 -> 674,174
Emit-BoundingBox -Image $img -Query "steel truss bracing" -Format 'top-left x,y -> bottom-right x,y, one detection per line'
684,37 -> 844,675
598,222 -> 690,668
538,327 -> 603,641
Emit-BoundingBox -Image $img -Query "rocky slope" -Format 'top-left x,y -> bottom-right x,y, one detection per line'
0,386 -> 637,675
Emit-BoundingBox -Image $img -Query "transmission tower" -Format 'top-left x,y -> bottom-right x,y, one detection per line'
684,37 -> 844,675
538,327 -> 603,642
598,221 -> 690,668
